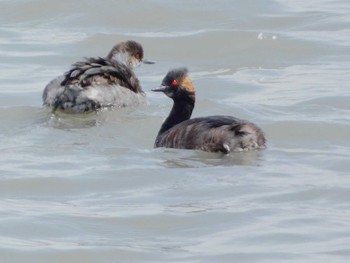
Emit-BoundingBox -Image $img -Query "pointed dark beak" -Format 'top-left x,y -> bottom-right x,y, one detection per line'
143,59 -> 155,64
152,86 -> 166,92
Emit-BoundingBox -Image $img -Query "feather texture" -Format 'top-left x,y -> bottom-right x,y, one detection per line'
42,40 -> 148,113
153,68 -> 266,153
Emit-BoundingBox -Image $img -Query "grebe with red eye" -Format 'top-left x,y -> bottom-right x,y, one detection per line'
43,40 -> 154,113
152,68 -> 266,153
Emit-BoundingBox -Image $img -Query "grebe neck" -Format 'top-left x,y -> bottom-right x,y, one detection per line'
158,98 -> 195,136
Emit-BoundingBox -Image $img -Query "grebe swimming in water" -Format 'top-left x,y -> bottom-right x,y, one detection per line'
152,68 -> 266,153
43,40 -> 154,113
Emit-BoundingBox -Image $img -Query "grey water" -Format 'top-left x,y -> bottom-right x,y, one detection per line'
0,0 -> 350,262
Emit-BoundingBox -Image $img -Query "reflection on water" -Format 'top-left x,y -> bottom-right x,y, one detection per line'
156,148 -> 264,168
46,110 -> 102,129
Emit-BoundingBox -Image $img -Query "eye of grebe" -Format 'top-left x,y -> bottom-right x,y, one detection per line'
171,80 -> 178,86
134,53 -> 141,60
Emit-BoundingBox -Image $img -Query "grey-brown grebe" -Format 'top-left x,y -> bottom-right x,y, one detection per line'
152,68 -> 266,153
43,40 -> 153,113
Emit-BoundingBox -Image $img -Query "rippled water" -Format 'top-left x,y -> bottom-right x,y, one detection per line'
1,0 -> 350,262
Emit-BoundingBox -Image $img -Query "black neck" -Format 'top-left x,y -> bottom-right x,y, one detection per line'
157,97 -> 195,136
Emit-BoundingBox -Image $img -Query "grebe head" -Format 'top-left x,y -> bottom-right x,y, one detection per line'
107,40 -> 153,69
152,67 -> 195,101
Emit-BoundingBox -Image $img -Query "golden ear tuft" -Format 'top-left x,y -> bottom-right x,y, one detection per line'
181,74 -> 195,93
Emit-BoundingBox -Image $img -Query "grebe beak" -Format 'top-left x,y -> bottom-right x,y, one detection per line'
143,59 -> 156,64
152,86 -> 166,92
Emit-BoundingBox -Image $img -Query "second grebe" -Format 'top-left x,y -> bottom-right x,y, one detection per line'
43,40 -> 154,113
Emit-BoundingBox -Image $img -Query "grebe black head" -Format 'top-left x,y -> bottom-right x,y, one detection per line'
43,40 -> 153,113
152,67 -> 266,153
153,67 -> 195,101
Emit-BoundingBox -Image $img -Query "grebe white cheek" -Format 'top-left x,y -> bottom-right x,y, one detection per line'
128,56 -> 142,69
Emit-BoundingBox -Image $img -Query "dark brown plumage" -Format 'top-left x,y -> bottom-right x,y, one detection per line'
152,68 -> 266,153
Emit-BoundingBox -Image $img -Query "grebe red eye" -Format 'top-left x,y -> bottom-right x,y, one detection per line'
134,53 -> 141,60
171,80 -> 178,86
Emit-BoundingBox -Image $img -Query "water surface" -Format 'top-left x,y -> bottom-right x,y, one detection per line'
0,0 -> 350,262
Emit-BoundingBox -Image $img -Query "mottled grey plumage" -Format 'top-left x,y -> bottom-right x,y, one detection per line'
153,68 -> 266,153
60,57 -> 141,92
42,40 -> 148,113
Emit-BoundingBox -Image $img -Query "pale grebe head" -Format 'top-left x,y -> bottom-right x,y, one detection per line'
107,40 -> 153,69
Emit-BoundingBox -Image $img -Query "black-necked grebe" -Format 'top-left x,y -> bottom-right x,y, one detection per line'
43,40 -> 154,113
152,68 -> 266,153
